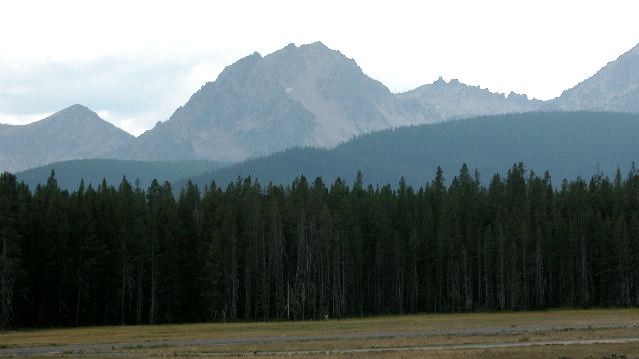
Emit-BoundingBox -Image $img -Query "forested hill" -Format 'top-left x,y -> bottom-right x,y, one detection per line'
179,111 -> 639,190
1,164 -> 638,328
17,159 -> 228,191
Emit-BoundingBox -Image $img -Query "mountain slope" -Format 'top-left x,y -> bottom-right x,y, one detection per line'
17,159 -> 228,191
178,112 -> 639,189
116,42 -> 550,163
115,52 -> 316,162
114,42 -> 441,162
262,42 -> 439,145
552,44 -> 639,112
0,105 -> 134,172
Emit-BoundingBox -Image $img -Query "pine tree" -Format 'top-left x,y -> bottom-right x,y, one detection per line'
0,173 -> 23,329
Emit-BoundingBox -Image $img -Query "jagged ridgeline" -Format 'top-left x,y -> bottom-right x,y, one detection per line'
1,162 -> 639,328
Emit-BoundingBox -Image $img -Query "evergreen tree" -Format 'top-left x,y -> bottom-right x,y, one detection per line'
0,163 -> 638,328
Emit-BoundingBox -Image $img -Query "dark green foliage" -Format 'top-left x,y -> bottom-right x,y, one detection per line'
1,161 -> 639,329
181,112 -> 639,189
17,159 -> 228,192
0,173 -> 29,329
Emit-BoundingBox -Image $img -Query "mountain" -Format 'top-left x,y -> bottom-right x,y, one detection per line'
7,42 -> 530,172
398,77 -> 543,120
261,43 -> 439,145
4,42 -> 639,171
124,41 -> 637,165
177,112 -> 639,189
0,105 -> 134,173
16,159 -> 228,192
552,44 -> 639,112
115,42 -> 439,162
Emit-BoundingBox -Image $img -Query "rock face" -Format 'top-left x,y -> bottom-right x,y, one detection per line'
552,44 -> 639,112
262,42 -> 439,146
398,77 -> 543,120
118,42 -> 544,163
116,42 -> 440,162
115,52 -> 315,161
0,105 -> 134,173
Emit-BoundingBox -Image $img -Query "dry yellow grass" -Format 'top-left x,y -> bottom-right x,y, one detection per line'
1,308 -> 638,358
113,326 -> 639,355
263,343 -> 639,359
17,342 -> 639,358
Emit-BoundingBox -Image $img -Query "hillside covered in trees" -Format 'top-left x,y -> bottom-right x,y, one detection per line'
183,111 -> 639,189
16,159 -> 227,192
1,163 -> 638,329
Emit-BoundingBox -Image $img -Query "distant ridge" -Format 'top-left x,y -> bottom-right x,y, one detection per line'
16,159 -> 228,192
398,77 -> 543,120
0,105 -> 134,172
176,111 -> 639,190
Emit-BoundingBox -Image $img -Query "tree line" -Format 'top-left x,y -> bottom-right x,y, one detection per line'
1,163 -> 638,329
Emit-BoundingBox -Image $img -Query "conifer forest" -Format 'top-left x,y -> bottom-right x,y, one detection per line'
1,163 -> 639,329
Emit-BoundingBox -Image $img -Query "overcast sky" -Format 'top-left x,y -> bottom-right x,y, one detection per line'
1,0 -> 637,135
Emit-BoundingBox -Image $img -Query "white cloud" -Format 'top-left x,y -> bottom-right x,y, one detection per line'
0,111 -> 52,126
0,0 -> 638,134
0,56 -> 227,134
98,110 -> 157,137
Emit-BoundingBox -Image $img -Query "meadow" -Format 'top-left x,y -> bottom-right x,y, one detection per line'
1,308 -> 638,358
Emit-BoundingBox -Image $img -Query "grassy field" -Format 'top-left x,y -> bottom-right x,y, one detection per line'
1,308 -> 638,358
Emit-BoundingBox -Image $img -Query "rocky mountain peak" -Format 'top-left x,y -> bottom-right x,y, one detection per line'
433,76 -> 446,85
552,42 -> 639,112
266,41 -> 356,73
261,41 -> 430,145
60,103 -> 92,113
40,104 -> 102,124
0,105 -> 134,172
429,77 -> 467,89
215,52 -> 264,84
398,77 -> 541,120
306,40 -> 329,48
